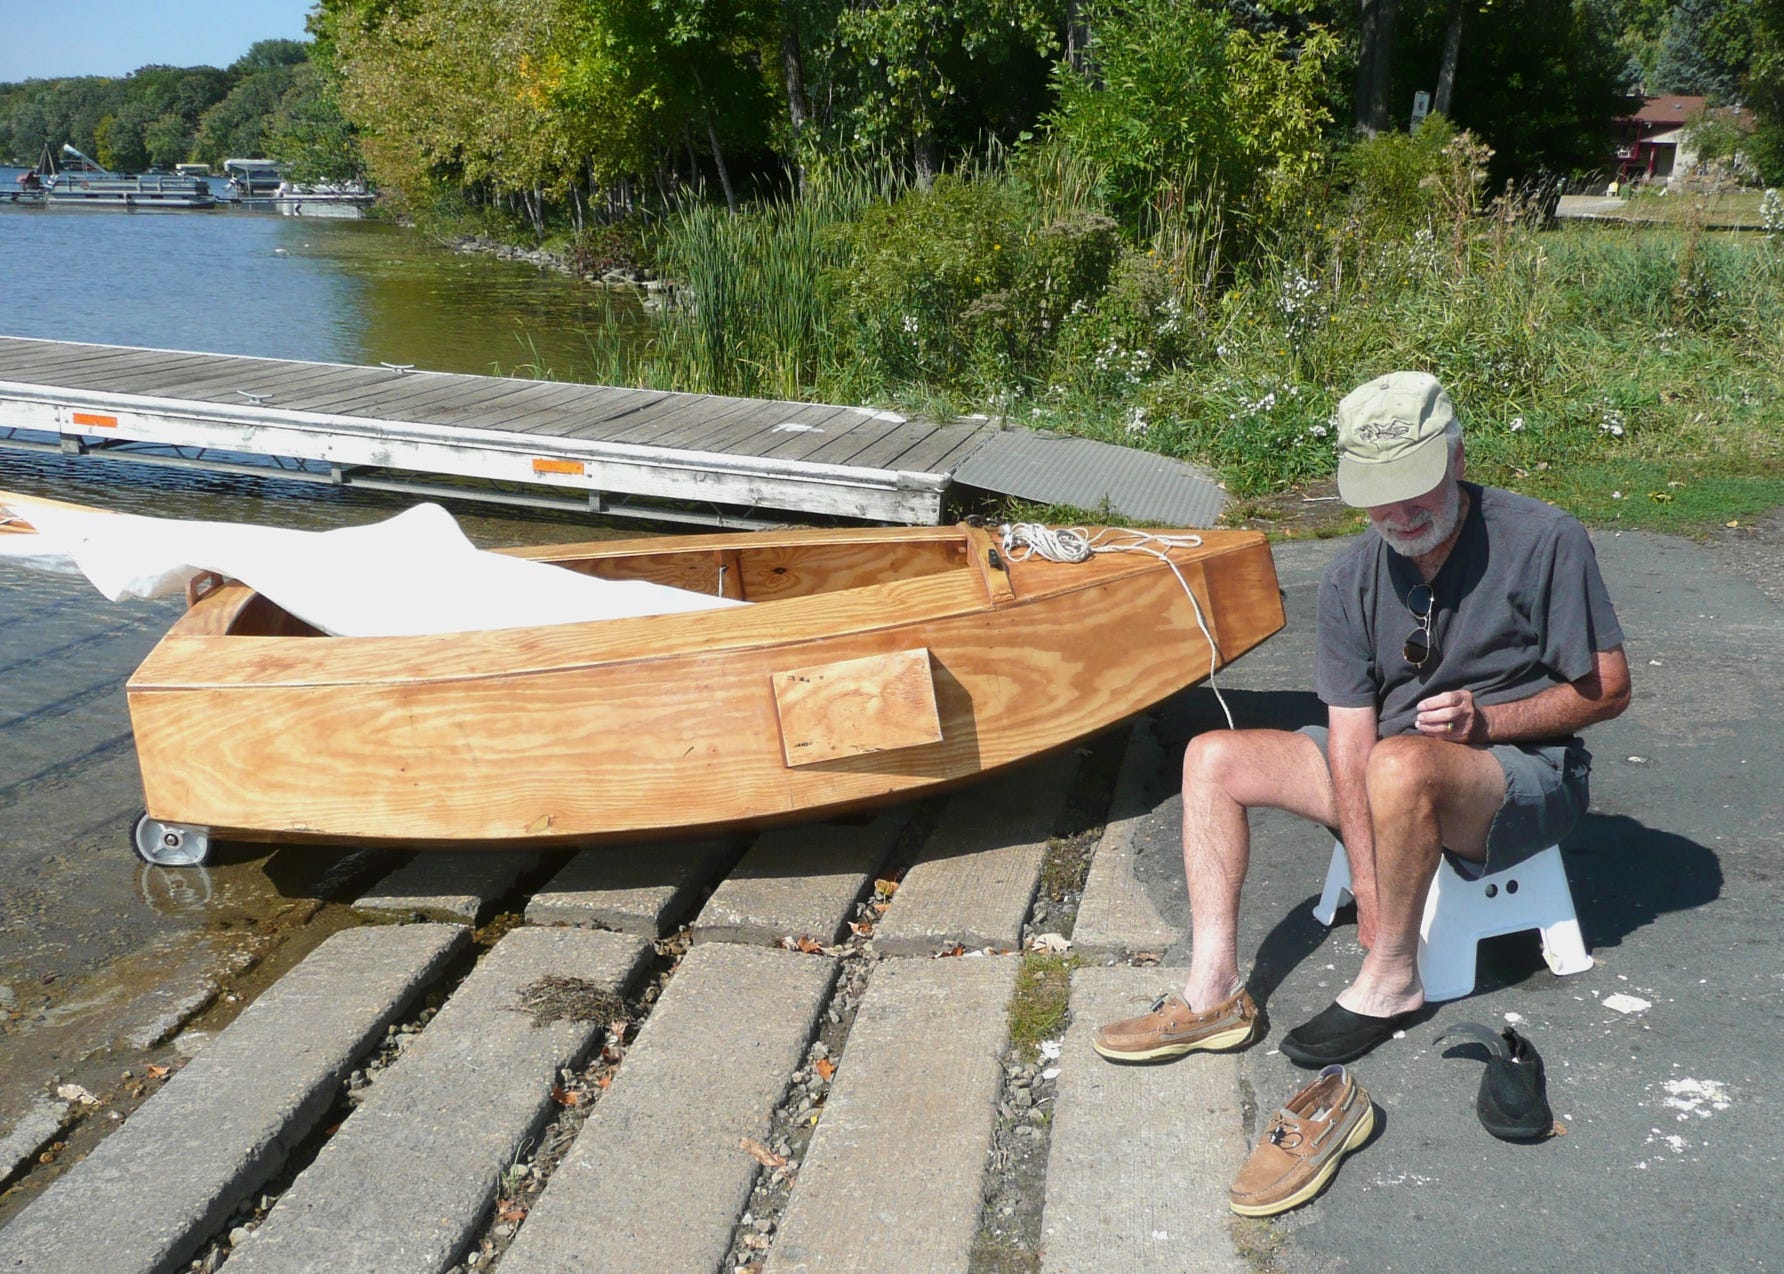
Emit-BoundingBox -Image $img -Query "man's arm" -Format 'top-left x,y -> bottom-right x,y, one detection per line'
1328,704 -> 1382,946
1413,646 -> 1633,743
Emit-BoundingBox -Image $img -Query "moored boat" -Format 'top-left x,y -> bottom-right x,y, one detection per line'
273,179 -> 375,218
0,494 -> 1284,862
222,157 -> 284,201
37,144 -> 217,211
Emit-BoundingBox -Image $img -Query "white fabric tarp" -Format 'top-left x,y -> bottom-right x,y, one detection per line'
0,497 -> 744,637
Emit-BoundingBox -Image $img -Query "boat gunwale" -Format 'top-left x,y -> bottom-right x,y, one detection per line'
128,527 -> 1266,693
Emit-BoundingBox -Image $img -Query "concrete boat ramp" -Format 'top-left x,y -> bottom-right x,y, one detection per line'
0,336 -> 1226,528
0,731 -> 1244,1274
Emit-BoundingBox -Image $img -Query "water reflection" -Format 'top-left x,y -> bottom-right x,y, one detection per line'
0,203 -> 646,381
136,863 -> 215,915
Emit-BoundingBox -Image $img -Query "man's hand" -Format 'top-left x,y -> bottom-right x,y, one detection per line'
1414,689 -> 1482,742
1415,648 -> 1632,746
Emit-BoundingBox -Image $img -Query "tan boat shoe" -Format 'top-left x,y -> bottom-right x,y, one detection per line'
1228,1064 -> 1375,1217
1091,987 -> 1259,1061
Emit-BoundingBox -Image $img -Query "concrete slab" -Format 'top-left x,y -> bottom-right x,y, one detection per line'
690,814 -> 906,947
1040,966 -> 1247,1273
525,840 -> 740,937
0,1098 -> 64,1192
1074,717 -> 1183,960
354,851 -> 544,922
225,925 -> 651,1274
765,955 -> 1019,1274
875,755 -> 1075,956
0,923 -> 468,1274
500,943 -> 837,1273
113,940 -> 260,1053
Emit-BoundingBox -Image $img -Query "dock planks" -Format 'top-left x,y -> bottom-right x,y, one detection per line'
0,336 -> 983,525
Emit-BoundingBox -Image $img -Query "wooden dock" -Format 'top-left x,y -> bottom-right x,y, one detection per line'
0,336 -> 991,526
0,336 -> 1228,527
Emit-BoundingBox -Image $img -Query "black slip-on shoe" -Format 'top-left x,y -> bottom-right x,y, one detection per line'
1436,1021 -> 1553,1141
1279,1001 -> 1418,1067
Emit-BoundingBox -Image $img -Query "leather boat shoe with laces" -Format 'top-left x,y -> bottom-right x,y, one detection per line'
1092,987 -> 1259,1061
1229,1064 -> 1375,1216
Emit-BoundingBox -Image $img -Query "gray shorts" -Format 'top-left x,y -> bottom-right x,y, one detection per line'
1297,724 -> 1591,875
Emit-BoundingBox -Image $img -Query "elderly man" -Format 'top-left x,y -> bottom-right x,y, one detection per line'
1095,371 -> 1631,1067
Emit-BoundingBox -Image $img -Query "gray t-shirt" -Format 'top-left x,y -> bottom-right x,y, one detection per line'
1315,483 -> 1624,739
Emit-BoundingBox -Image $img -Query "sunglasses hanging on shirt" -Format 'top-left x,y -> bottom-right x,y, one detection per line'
1403,583 -> 1436,667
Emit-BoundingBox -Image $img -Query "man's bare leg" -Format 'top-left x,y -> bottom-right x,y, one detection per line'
1332,736 -> 1505,1018
1180,728 -> 1339,1012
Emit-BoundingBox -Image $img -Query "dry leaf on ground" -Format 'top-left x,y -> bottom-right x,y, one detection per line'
739,1137 -> 788,1168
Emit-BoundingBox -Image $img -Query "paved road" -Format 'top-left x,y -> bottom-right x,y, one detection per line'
1,519 -> 1777,1273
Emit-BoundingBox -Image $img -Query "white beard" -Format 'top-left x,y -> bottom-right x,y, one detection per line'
1375,481 -> 1462,558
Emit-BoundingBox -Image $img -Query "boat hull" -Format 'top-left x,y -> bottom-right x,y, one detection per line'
125,525 -> 1283,846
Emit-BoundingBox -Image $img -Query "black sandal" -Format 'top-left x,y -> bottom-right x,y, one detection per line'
1280,1001 -> 1418,1067
1435,1022 -> 1554,1141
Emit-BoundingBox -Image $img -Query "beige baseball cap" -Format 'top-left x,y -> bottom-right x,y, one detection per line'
1333,372 -> 1457,507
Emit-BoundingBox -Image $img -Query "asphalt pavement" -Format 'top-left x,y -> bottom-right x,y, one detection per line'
1123,527 -> 1782,1271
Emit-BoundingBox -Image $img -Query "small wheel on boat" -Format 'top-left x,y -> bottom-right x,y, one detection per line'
131,811 -> 212,867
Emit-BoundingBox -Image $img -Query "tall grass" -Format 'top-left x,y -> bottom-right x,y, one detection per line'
555,141 -> 1784,529
647,197 -> 853,400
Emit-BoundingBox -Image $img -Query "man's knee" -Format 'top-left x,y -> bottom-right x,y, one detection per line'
1183,728 -> 1320,805
1364,736 -> 1445,809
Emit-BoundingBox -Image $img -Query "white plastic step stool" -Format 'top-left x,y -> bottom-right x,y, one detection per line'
1312,841 -> 1594,1002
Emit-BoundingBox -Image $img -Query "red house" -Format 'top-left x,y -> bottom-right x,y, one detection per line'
1613,95 -> 1706,184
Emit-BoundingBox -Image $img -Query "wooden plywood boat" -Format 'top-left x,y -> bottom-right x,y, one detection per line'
4,499 -> 1283,862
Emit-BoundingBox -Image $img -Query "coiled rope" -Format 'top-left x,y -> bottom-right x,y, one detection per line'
1000,523 -> 1235,730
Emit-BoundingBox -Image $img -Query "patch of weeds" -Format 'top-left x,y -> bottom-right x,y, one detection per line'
513,975 -> 628,1028
1008,952 -> 1075,1064
946,493 -> 1133,529
1230,1215 -> 1292,1272
969,1233 -> 1041,1274
473,910 -> 527,950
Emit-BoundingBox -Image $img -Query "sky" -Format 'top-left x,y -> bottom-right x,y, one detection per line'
0,0 -> 318,84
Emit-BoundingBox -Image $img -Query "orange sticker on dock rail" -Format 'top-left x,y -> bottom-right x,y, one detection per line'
71,411 -> 119,429
532,457 -> 585,476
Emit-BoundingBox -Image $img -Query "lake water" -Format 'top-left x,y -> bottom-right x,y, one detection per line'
0,196 -> 642,378
0,199 -> 649,536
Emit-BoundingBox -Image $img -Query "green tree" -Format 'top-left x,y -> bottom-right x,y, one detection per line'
194,65 -> 300,164
335,0 -> 602,229
94,100 -> 156,170
231,39 -> 313,74
830,0 -> 1059,182
269,63 -> 363,182
1048,0 -> 1341,230
1653,0 -> 1753,102
1746,0 -> 1784,180
1393,0 -> 1634,181
1604,0 -> 1670,89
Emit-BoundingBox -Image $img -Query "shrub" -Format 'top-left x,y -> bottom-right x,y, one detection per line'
1047,247 -> 1194,399
960,211 -> 1122,390
831,175 -> 1023,389
1045,0 -> 1340,246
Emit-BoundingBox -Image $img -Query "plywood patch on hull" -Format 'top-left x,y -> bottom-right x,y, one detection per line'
773,647 -> 943,767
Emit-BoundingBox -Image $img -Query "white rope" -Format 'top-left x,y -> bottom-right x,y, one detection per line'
1000,523 -> 1235,730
